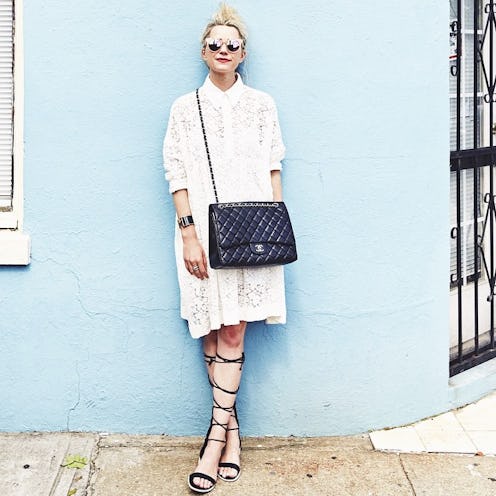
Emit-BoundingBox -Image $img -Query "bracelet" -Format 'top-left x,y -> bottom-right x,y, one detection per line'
177,215 -> 194,229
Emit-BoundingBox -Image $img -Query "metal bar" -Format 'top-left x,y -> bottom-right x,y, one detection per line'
474,0 -> 480,355
480,204 -> 491,282
456,0 -> 463,365
479,8 -> 492,92
490,0 -> 495,350
450,146 -> 496,169
450,345 -> 496,375
488,0 -> 496,350
457,0 -> 462,152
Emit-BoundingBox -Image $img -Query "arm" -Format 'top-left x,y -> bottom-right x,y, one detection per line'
271,170 -> 283,202
268,98 -> 285,202
163,103 -> 207,280
172,189 -> 208,280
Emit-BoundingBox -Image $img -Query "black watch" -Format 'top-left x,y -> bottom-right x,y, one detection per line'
177,215 -> 194,229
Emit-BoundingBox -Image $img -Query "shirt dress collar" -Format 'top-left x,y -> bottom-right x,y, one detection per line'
201,73 -> 245,109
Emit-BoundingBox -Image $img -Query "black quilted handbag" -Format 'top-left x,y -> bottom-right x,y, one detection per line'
196,89 -> 297,269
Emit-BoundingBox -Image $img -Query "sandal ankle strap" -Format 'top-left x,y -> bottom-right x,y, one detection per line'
211,377 -> 240,396
211,416 -> 229,432
199,420 -> 228,460
203,353 -> 216,366
213,397 -> 235,414
215,352 -> 245,370
210,353 -> 245,396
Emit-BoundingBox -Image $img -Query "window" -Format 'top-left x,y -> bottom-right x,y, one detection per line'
0,0 -> 29,265
449,0 -> 496,375
0,1 -> 14,212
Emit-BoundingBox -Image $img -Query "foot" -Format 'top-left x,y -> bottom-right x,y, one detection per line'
190,436 -> 224,492
218,415 -> 241,481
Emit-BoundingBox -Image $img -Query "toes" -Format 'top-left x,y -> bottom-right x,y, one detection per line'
219,467 -> 235,479
193,476 -> 212,490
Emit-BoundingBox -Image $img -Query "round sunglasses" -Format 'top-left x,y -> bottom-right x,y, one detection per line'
204,38 -> 243,53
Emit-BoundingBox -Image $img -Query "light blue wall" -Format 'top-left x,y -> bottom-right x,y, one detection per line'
0,0 -> 470,436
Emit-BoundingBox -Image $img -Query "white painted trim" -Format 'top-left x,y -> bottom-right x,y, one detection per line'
0,1 -> 29,265
448,357 -> 496,411
0,230 -> 30,265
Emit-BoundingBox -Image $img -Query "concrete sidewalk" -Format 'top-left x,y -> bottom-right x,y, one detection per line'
0,432 -> 495,496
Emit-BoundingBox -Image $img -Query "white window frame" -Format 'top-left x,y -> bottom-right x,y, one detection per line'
0,0 -> 30,265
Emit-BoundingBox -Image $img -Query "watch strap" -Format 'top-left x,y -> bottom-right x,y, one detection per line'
177,215 -> 194,228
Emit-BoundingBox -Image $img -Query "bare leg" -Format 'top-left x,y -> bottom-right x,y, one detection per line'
203,330 -> 217,385
191,322 -> 246,491
203,328 -> 244,481
217,322 -> 246,481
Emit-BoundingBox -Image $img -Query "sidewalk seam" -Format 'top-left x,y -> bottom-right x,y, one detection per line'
47,436 -> 72,496
399,454 -> 417,496
86,433 -> 102,496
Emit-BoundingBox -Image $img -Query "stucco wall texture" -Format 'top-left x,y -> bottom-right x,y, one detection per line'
0,1 -> 465,436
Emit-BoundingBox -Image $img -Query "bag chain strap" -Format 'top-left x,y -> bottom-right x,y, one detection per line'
196,89 -> 219,203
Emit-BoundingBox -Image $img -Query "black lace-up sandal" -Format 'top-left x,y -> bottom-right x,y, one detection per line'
188,352 -> 244,493
188,416 -> 228,494
218,402 -> 242,482
215,353 -> 245,483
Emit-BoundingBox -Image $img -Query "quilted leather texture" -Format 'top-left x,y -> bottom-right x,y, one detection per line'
208,202 -> 297,269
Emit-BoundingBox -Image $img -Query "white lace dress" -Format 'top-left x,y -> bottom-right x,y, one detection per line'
163,75 -> 287,338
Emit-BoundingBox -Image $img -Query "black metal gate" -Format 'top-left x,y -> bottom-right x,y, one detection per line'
450,0 -> 496,375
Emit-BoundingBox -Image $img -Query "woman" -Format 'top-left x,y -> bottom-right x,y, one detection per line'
163,3 -> 287,493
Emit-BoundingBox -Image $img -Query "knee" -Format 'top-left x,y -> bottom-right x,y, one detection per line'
218,323 -> 245,349
203,329 -> 218,351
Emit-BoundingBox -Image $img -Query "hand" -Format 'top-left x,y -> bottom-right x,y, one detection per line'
182,232 -> 209,280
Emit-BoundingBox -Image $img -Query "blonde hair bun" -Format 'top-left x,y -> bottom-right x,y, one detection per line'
201,3 -> 248,45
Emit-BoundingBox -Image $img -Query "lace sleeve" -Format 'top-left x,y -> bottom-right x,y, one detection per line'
163,103 -> 188,194
269,99 -> 286,171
